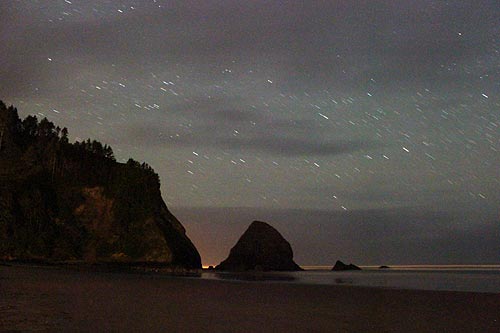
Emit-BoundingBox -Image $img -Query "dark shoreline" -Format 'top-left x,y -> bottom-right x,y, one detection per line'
3,260 -> 500,294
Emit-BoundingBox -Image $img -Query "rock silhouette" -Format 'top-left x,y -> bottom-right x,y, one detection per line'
216,221 -> 302,271
0,101 -> 201,268
331,260 -> 361,271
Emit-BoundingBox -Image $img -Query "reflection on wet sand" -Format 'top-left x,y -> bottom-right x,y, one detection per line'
206,271 -> 296,282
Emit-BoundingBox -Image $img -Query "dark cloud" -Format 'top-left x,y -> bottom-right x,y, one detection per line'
162,96 -> 260,122
111,93 -> 377,156
214,136 -> 373,156
117,120 -> 375,156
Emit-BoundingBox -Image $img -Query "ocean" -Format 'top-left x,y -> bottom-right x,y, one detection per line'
200,265 -> 500,293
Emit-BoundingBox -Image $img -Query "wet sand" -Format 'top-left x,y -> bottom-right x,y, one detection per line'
1,265 -> 499,332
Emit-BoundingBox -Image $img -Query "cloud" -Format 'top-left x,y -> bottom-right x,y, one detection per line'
2,0 -> 497,99
111,93 -> 376,156
214,136 -> 373,156
117,120 -> 374,157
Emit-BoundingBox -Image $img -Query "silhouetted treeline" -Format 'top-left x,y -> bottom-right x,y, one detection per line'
0,100 -> 159,187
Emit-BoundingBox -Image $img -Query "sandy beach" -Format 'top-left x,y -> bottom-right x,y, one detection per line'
1,265 -> 499,332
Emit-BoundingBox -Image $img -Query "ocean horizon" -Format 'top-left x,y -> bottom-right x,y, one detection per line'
302,264 -> 500,270
200,264 -> 500,293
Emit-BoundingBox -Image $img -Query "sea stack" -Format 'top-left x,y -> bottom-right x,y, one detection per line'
216,221 -> 302,271
331,260 -> 361,271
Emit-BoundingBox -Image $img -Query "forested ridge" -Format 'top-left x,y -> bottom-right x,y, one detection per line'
0,101 -> 201,268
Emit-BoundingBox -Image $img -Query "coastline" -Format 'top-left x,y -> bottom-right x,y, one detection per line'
1,264 -> 499,332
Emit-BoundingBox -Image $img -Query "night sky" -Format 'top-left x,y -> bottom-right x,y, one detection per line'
1,1 -> 499,266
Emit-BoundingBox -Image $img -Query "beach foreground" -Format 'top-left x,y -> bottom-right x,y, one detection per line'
1,265 -> 499,332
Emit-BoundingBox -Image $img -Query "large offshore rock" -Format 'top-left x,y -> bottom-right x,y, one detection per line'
0,101 -> 201,268
216,221 -> 302,271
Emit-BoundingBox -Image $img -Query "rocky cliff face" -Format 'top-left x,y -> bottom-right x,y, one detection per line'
0,101 -> 201,268
216,221 -> 302,271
